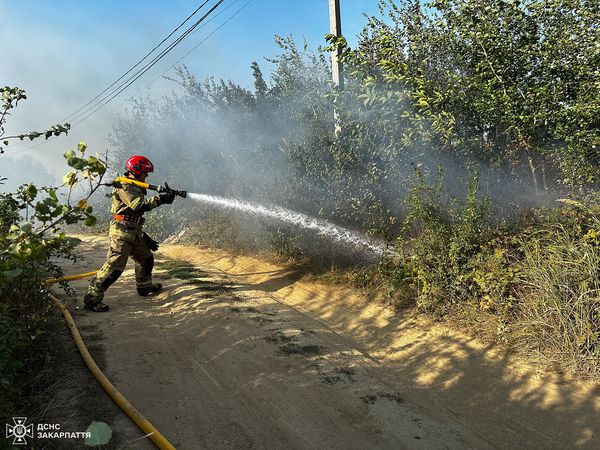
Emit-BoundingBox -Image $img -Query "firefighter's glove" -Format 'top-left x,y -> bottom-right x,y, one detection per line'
143,232 -> 160,252
158,191 -> 176,205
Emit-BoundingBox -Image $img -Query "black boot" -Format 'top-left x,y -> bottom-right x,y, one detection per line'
83,302 -> 110,312
83,293 -> 110,312
137,283 -> 163,297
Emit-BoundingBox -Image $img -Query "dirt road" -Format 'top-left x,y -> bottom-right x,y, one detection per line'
57,236 -> 600,449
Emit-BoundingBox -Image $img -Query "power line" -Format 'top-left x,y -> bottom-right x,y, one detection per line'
61,0 -> 212,124
6,1 -> 220,156
149,0 -> 254,86
74,0 -> 254,129
69,0 -> 226,127
6,0 -> 254,156
70,0 -> 245,126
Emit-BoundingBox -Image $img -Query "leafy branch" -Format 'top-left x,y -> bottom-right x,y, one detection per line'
0,141 -> 108,262
0,86 -> 70,154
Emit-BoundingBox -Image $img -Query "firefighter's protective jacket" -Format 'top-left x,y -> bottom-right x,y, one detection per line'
109,181 -> 162,242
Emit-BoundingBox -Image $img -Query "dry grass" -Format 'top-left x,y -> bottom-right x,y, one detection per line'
516,224 -> 600,375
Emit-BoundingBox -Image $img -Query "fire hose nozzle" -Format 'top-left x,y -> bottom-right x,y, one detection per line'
158,182 -> 187,198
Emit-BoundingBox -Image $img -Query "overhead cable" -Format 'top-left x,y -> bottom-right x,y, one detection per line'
70,0 -> 226,126
61,0 -> 212,123
149,0 -> 254,86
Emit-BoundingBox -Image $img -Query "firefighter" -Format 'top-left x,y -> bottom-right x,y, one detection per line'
83,155 -> 176,312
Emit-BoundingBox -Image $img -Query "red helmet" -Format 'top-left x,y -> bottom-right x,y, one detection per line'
125,155 -> 154,176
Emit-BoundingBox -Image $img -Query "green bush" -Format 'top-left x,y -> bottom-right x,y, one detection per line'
1,87 -> 108,419
399,169 -> 492,312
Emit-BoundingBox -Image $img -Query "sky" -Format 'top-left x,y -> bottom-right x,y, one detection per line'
0,0 -> 383,184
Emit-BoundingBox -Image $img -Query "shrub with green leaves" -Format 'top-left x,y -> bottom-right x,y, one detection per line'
398,168 -> 493,312
1,86 -> 70,154
328,0 -> 599,187
0,143 -> 107,421
0,87 -> 107,420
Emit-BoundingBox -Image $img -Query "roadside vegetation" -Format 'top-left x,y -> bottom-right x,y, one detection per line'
0,86 -> 107,422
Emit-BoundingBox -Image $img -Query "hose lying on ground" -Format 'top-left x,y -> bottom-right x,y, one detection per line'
48,292 -> 176,450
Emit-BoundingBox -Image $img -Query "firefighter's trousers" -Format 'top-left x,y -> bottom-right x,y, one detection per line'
85,224 -> 154,305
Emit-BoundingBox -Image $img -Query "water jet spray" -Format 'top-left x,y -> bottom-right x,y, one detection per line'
104,178 -> 393,256
188,193 -> 392,256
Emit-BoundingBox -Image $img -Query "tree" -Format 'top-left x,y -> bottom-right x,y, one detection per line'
328,0 -> 599,186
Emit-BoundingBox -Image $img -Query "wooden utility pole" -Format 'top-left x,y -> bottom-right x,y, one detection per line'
329,0 -> 344,89
329,0 -> 343,136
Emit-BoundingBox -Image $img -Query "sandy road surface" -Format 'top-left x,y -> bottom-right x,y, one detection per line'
57,235 -> 600,449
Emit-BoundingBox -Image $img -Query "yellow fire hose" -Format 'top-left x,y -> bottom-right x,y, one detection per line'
111,176 -> 187,198
47,277 -> 176,450
45,271 -> 98,285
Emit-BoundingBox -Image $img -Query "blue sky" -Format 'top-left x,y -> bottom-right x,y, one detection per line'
0,0 -> 384,178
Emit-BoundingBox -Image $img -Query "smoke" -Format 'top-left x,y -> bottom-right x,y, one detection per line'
0,155 -> 58,192
103,33 -> 562,262
105,0 -> 594,262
